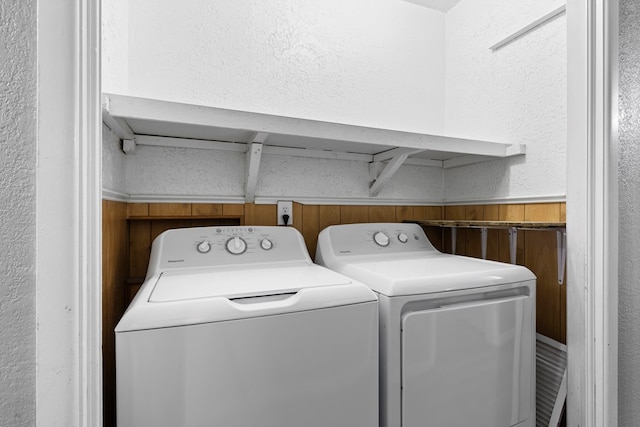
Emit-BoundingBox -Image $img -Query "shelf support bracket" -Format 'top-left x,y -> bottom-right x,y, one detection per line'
369,148 -> 423,197
481,227 -> 488,259
122,139 -> 136,154
102,95 -> 136,141
509,227 -> 518,264
244,132 -> 268,202
557,228 -> 567,285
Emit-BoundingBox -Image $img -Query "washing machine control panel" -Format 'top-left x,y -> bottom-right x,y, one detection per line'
323,223 -> 437,257
153,226 -> 310,270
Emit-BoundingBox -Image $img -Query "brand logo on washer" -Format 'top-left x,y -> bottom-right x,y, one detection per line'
167,259 -> 185,263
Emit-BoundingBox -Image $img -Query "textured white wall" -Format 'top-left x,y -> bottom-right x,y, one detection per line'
0,0 -> 37,424
102,125 -> 128,195
102,0 -> 128,95
121,145 -> 443,203
121,0 -> 446,134
443,0 -> 567,202
618,1 -> 640,424
102,0 -> 447,202
102,0 -> 568,204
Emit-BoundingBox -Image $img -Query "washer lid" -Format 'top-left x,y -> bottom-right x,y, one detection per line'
116,264 -> 377,332
336,253 -> 535,296
149,264 -> 355,302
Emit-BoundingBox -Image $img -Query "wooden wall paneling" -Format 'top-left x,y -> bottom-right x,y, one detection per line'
413,206 -> 443,251
464,205 -> 484,257
318,205 -> 341,231
222,203 -> 245,218
454,229 -> 467,256
292,202 -> 304,235
369,205 -> 395,223
499,204 -> 525,221
483,205 -> 500,221
244,203 -> 277,226
465,205 -> 484,220
102,200 -> 128,427
482,205 -> 501,260
413,206 -> 443,220
191,203 -> 223,217
560,202 -> 566,222
340,205 -> 369,224
524,203 -> 561,222
483,229 -> 500,261
127,202 -> 148,217
428,206 -> 444,220
395,206 -> 414,222
444,205 -> 466,220
302,205 -> 320,259
525,230 -> 562,343
465,229 -> 482,258
424,227 -> 444,252
148,202 -> 191,217
129,221 -> 151,282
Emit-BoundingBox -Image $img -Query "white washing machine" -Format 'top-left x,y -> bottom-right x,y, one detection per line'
116,225 -> 378,427
316,222 -> 536,427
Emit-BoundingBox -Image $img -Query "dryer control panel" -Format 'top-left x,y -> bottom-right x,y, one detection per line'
317,223 -> 437,259
149,226 -> 312,273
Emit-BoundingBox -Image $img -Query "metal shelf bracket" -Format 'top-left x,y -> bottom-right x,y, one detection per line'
481,227 -> 488,260
557,228 -> 567,285
451,227 -> 457,255
509,227 -> 518,264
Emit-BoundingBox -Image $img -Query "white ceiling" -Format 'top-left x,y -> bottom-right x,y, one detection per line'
401,0 -> 461,12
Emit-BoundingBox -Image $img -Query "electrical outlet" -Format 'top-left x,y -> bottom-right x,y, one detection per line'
277,201 -> 293,226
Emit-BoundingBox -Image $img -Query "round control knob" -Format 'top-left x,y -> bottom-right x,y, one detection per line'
226,236 -> 247,255
260,239 -> 273,250
398,233 -> 409,243
373,231 -> 390,247
196,241 -> 211,253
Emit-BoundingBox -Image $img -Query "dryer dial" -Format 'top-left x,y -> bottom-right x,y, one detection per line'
373,231 -> 390,247
226,236 -> 247,255
398,233 -> 409,243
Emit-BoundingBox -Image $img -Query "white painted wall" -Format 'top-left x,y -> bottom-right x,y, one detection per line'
102,0 -> 567,204
102,125 -> 128,196
618,1 -> 640,424
443,0 -> 567,203
101,0 -> 447,203
120,145 -> 443,203
102,0 -> 128,96
0,0 -> 37,424
104,0 -> 446,134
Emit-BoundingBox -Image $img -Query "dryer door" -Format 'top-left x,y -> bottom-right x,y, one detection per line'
401,295 -> 533,427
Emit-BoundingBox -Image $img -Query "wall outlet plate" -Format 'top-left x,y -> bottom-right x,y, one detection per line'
277,201 -> 293,226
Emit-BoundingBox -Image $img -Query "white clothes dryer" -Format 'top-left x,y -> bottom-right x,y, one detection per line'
316,222 -> 536,427
116,226 -> 378,427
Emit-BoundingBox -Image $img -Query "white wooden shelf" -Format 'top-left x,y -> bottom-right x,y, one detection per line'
102,93 -> 525,201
